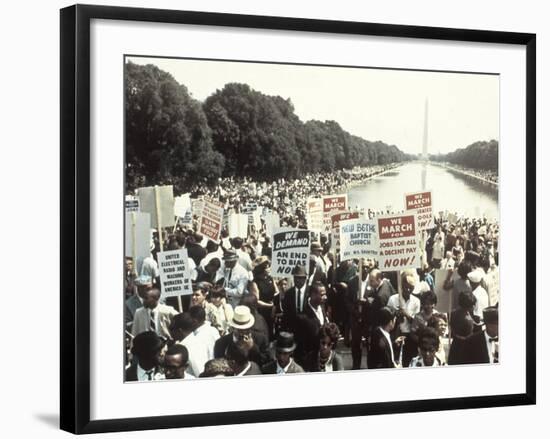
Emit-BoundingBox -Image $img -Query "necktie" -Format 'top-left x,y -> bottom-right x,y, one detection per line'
225,268 -> 232,287
297,288 -> 302,312
149,310 -> 156,332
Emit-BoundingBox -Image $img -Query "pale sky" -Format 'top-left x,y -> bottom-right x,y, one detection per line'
127,56 -> 499,155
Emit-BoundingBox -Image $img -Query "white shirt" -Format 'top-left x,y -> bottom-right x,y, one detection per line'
432,240 -> 445,260
317,255 -> 331,275
136,363 -> 164,381
472,285 -> 489,319
308,300 -> 325,326
276,358 -> 294,374
236,362 -> 252,376
409,355 -> 444,367
484,331 -> 499,363
140,256 -> 159,280
180,322 -> 220,377
387,294 -> 421,333
320,351 -> 334,372
236,248 -> 253,273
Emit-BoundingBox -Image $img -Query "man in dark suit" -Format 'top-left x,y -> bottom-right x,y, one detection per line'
281,265 -> 309,333
294,281 -> 329,365
126,331 -> 166,382
185,233 -> 207,266
463,306 -> 499,364
367,269 -> 396,329
345,258 -> 375,369
226,342 -> 262,376
214,305 -> 271,367
261,332 -> 305,374
367,307 -> 398,369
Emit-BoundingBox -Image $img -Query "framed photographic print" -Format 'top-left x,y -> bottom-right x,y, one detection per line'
60,4 -> 536,434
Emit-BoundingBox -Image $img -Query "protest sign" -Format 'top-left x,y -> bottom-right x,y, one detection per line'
404,190 -> 433,231
125,211 -> 151,275
137,185 -> 175,231
125,195 -> 140,213
174,194 -> 192,225
191,198 -> 204,218
339,218 -> 378,261
198,198 -> 224,241
306,197 -> 323,233
331,211 -> 360,252
447,212 -> 458,225
158,249 -> 193,298
251,209 -> 262,230
264,211 -> 280,237
228,213 -> 248,239
271,228 -> 311,276
241,201 -> 258,214
322,194 -> 348,232
377,213 -> 421,270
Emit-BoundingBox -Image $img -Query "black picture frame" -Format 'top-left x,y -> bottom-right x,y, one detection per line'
60,4 -> 536,434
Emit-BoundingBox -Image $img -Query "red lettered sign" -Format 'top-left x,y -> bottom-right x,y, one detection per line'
378,215 -> 416,239
377,214 -> 421,270
322,194 -> 348,232
198,198 -> 224,241
404,190 -> 433,231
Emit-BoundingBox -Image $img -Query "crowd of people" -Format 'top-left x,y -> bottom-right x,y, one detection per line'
183,164 -> 399,228
124,187 -> 500,381
436,162 -> 499,184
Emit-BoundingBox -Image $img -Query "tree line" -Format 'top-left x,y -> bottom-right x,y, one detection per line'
125,61 -> 412,193
429,140 -> 498,173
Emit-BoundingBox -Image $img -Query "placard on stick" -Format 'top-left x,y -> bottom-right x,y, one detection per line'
137,185 -> 175,228
306,197 -> 323,233
264,211 -> 280,237
322,194 -> 348,233
271,228 -> 311,276
125,211 -> 151,275
174,194 -> 192,225
158,249 -> 193,298
228,213 -> 248,239
377,213 -> 421,270
339,218 -> 378,261
404,190 -> 433,231
125,195 -> 140,213
198,198 -> 224,241
331,211 -> 360,251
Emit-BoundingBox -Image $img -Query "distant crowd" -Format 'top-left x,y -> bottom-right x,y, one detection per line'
185,164 -> 399,229
438,162 -> 499,184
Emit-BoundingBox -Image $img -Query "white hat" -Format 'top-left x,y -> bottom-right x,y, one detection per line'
229,305 -> 255,330
467,270 -> 484,283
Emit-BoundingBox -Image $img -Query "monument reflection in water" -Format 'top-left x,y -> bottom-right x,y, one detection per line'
347,162 -> 498,220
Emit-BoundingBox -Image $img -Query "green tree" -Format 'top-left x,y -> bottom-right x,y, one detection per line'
125,61 -> 224,192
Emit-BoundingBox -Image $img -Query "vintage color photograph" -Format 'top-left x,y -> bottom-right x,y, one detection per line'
123,56 -> 499,382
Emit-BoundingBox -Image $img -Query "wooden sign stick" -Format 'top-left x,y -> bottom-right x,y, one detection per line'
131,212 -> 137,276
